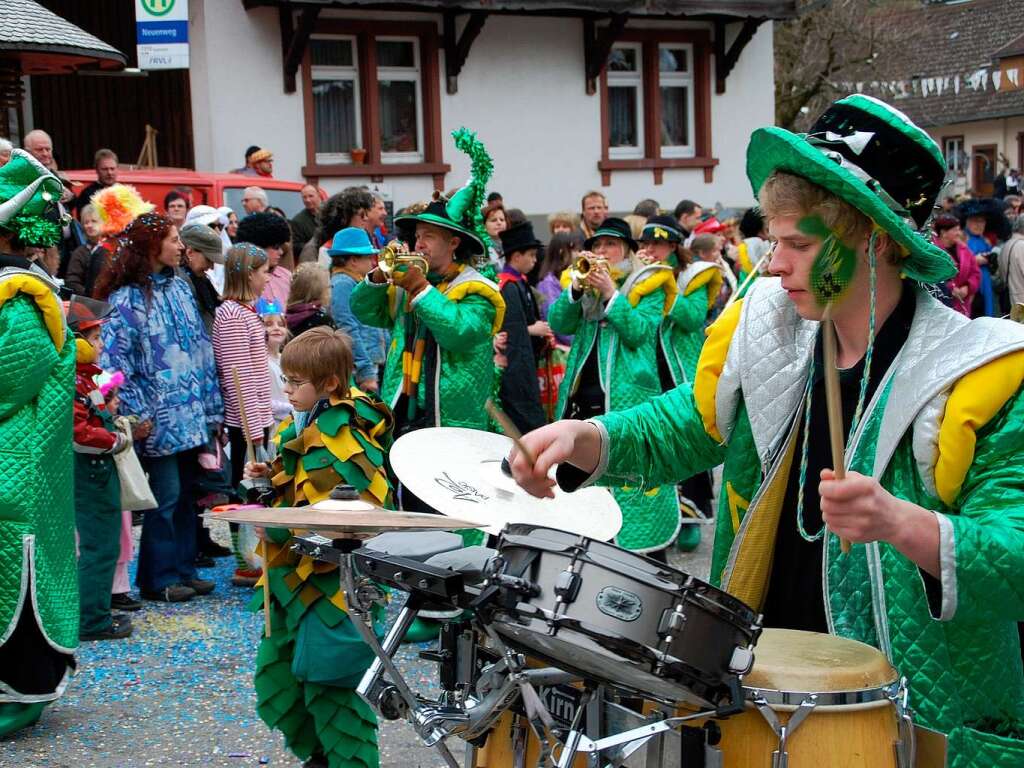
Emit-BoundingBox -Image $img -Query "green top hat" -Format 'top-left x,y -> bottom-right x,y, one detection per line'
394,127 -> 492,259
746,94 -> 955,283
0,149 -> 64,247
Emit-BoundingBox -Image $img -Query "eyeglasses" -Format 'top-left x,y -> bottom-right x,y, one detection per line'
281,376 -> 310,388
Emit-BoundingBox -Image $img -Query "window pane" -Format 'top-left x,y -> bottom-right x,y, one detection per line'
660,86 -> 689,146
313,79 -> 358,153
608,47 -> 637,72
609,86 -> 638,147
377,40 -> 416,68
379,80 -> 419,153
310,39 -> 353,67
659,47 -> 688,72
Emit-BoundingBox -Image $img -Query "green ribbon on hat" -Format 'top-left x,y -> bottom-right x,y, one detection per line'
447,128 -> 493,246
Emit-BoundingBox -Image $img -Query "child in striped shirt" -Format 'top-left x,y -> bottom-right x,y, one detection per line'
212,243 -> 276,586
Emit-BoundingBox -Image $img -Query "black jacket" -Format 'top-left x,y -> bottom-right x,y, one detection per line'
498,272 -> 547,434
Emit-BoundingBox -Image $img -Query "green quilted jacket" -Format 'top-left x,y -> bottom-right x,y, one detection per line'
592,278 -> 1024,767
550,264 -> 679,552
0,268 -> 78,669
350,266 -> 504,431
659,261 -> 720,387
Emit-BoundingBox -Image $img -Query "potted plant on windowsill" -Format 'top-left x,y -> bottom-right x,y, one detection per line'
350,148 -> 367,165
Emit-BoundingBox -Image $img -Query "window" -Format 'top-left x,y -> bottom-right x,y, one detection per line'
943,136 -> 965,175
376,38 -> 423,162
301,20 -> 448,182
607,43 -> 644,159
310,36 -> 362,163
599,31 -> 715,185
658,44 -> 694,158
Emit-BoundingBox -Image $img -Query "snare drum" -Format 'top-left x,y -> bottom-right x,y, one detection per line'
484,525 -> 761,710
706,629 -> 913,768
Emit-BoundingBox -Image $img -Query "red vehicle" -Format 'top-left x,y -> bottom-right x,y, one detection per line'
62,167 -> 306,218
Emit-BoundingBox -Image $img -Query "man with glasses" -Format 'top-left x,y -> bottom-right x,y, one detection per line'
241,186 -> 268,215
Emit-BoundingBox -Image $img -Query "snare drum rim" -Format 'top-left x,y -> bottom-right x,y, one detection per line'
743,679 -> 900,708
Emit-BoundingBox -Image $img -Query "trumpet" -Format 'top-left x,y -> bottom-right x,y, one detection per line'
378,242 -> 429,280
569,254 -> 609,284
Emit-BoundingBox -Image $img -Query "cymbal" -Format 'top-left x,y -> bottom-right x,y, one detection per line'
390,427 -> 622,540
205,500 -> 483,534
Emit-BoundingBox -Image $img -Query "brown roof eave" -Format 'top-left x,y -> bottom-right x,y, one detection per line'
242,0 -> 797,21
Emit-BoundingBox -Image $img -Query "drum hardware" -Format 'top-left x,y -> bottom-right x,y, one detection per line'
889,678 -> 915,768
751,694 -> 818,768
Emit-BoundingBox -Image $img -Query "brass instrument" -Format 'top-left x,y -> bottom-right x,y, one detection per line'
569,254 -> 609,284
378,242 -> 429,279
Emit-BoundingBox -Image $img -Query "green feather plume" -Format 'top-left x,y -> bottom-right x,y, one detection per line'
9,214 -> 61,247
447,127 -> 493,248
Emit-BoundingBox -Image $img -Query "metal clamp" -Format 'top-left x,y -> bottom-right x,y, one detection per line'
752,694 -> 818,768
889,677 -> 916,768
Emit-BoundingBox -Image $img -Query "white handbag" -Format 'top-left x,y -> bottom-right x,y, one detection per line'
112,416 -> 158,511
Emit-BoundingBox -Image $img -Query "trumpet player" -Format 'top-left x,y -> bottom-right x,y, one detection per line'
350,189 -> 505,509
548,217 -> 680,558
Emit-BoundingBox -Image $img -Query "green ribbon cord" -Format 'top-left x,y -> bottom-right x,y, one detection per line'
799,215 -> 858,307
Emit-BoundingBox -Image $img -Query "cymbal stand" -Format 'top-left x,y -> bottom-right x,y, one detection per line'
338,547 -> 463,768
555,710 -> 719,768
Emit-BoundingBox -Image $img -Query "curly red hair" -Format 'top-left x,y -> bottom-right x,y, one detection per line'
94,213 -> 174,299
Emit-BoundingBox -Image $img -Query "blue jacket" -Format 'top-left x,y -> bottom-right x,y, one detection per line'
330,270 -> 389,382
102,268 -> 223,457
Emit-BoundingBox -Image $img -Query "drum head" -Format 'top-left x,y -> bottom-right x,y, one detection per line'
745,629 -> 897,693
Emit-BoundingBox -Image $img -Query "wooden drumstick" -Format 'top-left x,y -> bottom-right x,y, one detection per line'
232,366 -> 272,637
486,399 -> 537,466
820,307 -> 852,555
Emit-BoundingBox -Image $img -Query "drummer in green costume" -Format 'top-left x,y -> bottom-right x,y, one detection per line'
244,326 -> 393,768
512,95 -> 1024,767
548,216 -> 678,556
639,214 -> 722,552
0,150 -> 77,736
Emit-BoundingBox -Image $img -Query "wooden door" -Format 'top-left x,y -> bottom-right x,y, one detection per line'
972,144 -> 997,197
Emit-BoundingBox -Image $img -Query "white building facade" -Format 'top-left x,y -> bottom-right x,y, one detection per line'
189,0 -> 791,214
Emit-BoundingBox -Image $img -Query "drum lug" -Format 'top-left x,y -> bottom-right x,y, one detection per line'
753,693 -> 817,768
554,568 -> 582,603
889,677 -> 916,768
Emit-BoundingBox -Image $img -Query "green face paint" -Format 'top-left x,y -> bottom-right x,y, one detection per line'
798,215 -> 858,306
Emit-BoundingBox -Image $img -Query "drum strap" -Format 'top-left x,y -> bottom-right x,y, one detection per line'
723,413 -> 800,611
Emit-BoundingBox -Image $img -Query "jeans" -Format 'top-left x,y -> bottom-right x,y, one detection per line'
137,448 -> 201,591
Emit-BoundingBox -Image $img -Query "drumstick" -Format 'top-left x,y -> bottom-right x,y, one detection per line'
486,399 -> 537,466
820,307 -> 852,555
232,366 -> 272,636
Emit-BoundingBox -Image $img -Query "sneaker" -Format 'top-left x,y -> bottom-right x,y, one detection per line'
201,542 -> 233,559
185,578 -> 215,596
111,593 -> 143,612
194,554 -> 216,569
81,616 -> 133,641
303,754 -> 329,768
232,568 -> 262,587
141,584 -> 196,603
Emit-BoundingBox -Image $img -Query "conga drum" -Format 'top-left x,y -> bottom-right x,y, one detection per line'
708,629 -> 913,767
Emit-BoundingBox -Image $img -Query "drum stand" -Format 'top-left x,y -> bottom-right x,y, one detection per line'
313,537 -> 729,768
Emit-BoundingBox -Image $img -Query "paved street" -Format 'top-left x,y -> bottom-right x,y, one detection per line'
1,520 -> 713,768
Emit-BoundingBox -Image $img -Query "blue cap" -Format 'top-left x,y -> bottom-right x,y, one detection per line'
326,226 -> 378,257
255,297 -> 283,317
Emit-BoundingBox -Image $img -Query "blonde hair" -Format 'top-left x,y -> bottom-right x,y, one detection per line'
758,171 -> 871,244
287,263 -> 330,308
623,214 -> 646,240
759,171 -> 902,262
280,326 -> 353,397
222,243 -> 268,302
546,211 -> 577,233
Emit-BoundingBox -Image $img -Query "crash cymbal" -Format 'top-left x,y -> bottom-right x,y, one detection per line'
389,427 -> 622,540
206,500 -> 482,533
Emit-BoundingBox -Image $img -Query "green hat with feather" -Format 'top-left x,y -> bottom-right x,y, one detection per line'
394,128 -> 492,259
